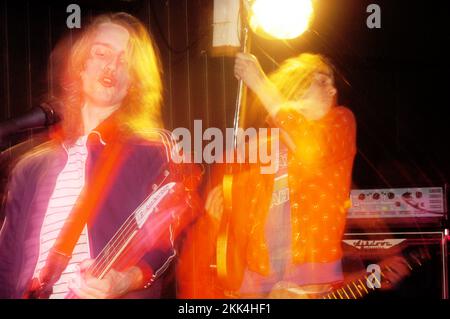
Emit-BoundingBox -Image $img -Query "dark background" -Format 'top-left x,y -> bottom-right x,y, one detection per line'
1,0 -> 448,190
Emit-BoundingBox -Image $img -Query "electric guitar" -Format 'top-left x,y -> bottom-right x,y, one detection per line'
268,248 -> 431,299
25,161 -> 201,299
321,248 -> 430,299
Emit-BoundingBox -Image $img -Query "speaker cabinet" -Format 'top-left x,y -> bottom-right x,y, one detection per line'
342,231 -> 448,299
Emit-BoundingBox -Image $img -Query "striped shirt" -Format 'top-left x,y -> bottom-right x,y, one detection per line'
33,136 -> 91,299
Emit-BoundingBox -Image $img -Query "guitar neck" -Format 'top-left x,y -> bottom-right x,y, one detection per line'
87,174 -> 175,279
89,219 -> 140,279
321,250 -> 425,299
322,276 -> 373,299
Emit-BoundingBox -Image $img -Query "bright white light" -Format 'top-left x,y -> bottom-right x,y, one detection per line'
249,0 -> 314,40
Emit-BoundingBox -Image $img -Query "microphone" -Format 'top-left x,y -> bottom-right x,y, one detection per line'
0,99 -> 61,141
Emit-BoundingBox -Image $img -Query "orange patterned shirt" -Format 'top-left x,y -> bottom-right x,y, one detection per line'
177,106 -> 357,297
246,106 -> 357,274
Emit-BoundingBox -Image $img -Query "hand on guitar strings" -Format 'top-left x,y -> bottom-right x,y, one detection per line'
68,259 -> 143,299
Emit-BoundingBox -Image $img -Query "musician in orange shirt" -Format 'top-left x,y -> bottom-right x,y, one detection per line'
178,52 -> 357,298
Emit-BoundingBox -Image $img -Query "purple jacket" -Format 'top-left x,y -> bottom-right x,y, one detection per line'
0,117 -> 185,299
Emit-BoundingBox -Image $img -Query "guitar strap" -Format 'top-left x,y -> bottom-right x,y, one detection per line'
24,140 -> 126,299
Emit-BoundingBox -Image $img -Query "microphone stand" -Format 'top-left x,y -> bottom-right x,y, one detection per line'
0,100 -> 60,147
231,2 -> 251,151
217,0 -> 252,290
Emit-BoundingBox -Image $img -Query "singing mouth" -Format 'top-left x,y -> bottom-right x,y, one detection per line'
99,76 -> 116,88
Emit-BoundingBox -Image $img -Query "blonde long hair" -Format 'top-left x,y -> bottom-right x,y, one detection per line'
246,53 -> 335,128
270,53 -> 334,101
58,12 -> 163,143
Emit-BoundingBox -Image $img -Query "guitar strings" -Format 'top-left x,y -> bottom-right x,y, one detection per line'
90,215 -> 139,278
69,130 -> 181,289
89,176 -> 169,277
92,199 -> 179,278
90,198 -> 161,277
85,132 -> 185,282
89,130 -> 176,275
322,252 -> 424,299
90,176 -> 174,277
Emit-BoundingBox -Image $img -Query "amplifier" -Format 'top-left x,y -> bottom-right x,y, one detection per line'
347,187 -> 447,229
341,231 -> 448,299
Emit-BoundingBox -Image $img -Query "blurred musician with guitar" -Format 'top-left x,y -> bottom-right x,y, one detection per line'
0,12 -> 201,299
178,52 -> 359,298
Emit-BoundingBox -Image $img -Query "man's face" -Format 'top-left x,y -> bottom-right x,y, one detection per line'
81,23 -> 131,107
297,72 -> 337,119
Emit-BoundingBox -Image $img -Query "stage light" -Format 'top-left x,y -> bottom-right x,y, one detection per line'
249,0 -> 314,40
